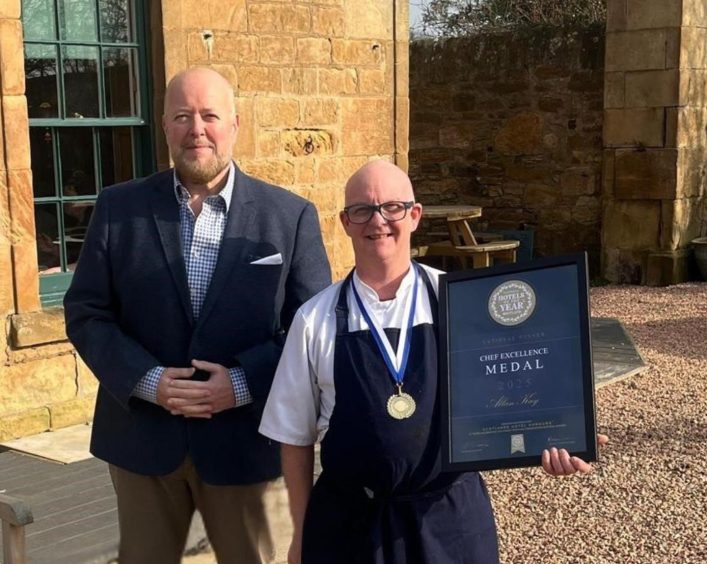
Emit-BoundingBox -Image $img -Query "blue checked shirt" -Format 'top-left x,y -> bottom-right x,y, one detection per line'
132,163 -> 253,407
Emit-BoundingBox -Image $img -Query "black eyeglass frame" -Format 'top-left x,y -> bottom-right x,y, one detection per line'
342,200 -> 415,224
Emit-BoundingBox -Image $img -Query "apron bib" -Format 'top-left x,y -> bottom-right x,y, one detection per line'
302,264 -> 499,564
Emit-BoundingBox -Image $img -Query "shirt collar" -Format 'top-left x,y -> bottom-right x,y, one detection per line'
352,263 -> 415,305
172,161 -> 235,213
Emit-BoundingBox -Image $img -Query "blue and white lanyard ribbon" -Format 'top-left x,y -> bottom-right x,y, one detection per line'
351,266 -> 419,389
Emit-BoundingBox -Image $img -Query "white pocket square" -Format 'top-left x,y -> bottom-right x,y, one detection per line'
250,253 -> 282,265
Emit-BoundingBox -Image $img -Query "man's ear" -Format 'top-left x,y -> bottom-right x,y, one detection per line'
410,203 -> 423,232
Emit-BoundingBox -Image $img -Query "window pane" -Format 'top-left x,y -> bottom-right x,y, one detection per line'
104,48 -> 138,117
22,0 -> 57,41
30,128 -> 56,197
64,46 -> 99,118
59,128 -> 97,196
25,44 -> 59,118
35,203 -> 61,274
63,201 -> 94,270
100,0 -> 133,43
100,127 -> 134,186
59,0 -> 97,42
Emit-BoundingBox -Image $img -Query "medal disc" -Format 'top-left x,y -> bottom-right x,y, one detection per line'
387,392 -> 416,419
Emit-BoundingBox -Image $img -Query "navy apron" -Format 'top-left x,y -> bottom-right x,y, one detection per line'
302,264 -> 499,564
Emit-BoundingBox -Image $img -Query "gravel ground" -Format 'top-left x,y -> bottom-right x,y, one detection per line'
486,282 -> 707,564
186,282 -> 707,564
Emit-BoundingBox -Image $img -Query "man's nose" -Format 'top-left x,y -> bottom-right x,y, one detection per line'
189,114 -> 206,136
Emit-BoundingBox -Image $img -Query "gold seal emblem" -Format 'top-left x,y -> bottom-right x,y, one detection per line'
387,391 -> 416,419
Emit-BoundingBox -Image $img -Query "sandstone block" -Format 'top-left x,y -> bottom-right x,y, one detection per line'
256,97 -> 299,128
680,26 -> 707,69
282,130 -> 335,157
602,247 -> 646,284
260,36 -> 295,65
296,38 -> 332,65
645,249 -> 691,286
0,408 -> 50,441
683,0 -> 707,26
0,355 -> 77,416
341,98 -> 393,155
626,0 -> 681,29
660,197 -> 703,249
295,159 -> 316,185
665,107 -> 707,149
50,397 -> 94,429
614,148 -> 677,199
8,342 -> 74,364
317,159 -> 343,184
189,33 -> 258,64
343,0 -> 392,39
561,169 -> 597,197
678,147 -> 707,199
494,113 -> 543,155
605,30 -> 667,72
318,68 -> 357,95
358,69 -> 387,95
282,68 -> 318,95
77,356 -> 99,396
10,307 -> 66,348
243,159 -> 295,186
238,66 -> 281,93
679,70 -> 707,107
395,97 -> 409,155
163,30 -> 188,78
606,0 -> 627,32
0,245 -> 13,314
0,20 -> 25,95
604,72 -> 625,108
604,108 -> 664,147
602,200 -> 660,249
234,96 -> 255,159
7,169 -> 34,243
181,0 -> 247,31
2,96 -> 30,169
624,69 -> 678,107
257,131 -> 281,159
248,5 -> 310,34
0,0 -> 20,18
332,39 -> 384,66
525,185 -> 558,208
312,6 -> 345,37
12,240 -> 40,312
302,99 -> 339,126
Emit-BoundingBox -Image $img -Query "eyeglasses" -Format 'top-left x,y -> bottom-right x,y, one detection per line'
343,201 -> 415,224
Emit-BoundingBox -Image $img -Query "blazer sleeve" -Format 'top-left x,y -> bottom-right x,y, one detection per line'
236,201 -> 331,403
63,189 -> 161,410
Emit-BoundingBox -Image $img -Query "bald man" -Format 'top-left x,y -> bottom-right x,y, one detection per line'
259,161 -> 602,564
65,67 -> 331,563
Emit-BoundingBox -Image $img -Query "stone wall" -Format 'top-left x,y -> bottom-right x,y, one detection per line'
409,27 -> 605,273
602,0 -> 707,285
0,0 -> 408,439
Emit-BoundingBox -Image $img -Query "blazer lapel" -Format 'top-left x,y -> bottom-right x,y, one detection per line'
151,174 -> 194,325
197,164 -> 256,325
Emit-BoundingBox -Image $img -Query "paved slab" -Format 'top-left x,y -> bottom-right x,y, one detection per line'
591,317 -> 648,389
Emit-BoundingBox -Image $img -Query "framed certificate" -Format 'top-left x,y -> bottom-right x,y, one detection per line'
439,253 -> 597,472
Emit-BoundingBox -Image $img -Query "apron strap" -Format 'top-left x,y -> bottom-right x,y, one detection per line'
335,262 -> 439,335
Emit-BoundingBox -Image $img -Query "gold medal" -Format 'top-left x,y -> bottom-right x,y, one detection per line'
387,385 -> 416,419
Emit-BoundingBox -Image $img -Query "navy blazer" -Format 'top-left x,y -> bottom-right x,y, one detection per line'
64,164 -> 331,484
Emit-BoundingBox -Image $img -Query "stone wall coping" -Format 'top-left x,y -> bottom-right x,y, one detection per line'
9,307 -> 68,348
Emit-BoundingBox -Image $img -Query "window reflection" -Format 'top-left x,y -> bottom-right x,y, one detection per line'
100,0 -> 133,43
35,203 -> 60,274
100,127 -> 134,186
30,128 -> 56,198
104,48 -> 138,117
59,129 -> 97,197
63,202 -> 94,270
22,0 -> 57,41
25,44 -> 59,118
58,0 -> 97,42
64,46 -> 99,118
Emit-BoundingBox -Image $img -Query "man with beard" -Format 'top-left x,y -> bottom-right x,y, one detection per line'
64,67 -> 331,564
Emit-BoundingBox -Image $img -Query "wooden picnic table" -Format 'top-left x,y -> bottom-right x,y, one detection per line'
420,204 -> 482,221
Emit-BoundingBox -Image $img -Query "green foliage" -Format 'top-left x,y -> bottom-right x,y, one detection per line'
420,0 -> 607,37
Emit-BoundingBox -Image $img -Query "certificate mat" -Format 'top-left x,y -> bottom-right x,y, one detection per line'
439,253 -> 597,472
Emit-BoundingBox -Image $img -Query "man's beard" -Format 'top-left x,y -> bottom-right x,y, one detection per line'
174,151 -> 231,185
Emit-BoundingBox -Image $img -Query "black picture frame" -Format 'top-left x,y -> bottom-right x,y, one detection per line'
439,252 -> 597,472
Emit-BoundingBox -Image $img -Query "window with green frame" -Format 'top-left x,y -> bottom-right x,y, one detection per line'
22,0 -> 155,306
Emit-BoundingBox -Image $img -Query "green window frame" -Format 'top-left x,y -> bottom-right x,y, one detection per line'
22,0 -> 156,306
